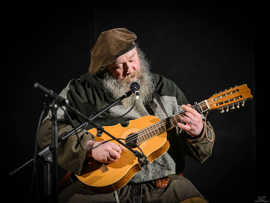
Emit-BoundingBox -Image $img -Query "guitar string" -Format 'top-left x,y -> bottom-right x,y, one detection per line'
123,102 -> 206,145
125,112 -> 183,145
127,116 -> 183,145
124,110 -> 186,145
125,120 -> 167,145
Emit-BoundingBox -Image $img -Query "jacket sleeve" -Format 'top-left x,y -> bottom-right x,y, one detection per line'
172,80 -> 216,164
38,79 -> 95,175
38,119 -> 94,175
182,119 -> 215,163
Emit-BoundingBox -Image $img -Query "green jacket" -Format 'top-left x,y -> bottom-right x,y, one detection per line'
38,72 -> 215,183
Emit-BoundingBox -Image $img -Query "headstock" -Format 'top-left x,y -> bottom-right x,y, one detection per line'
206,84 -> 253,113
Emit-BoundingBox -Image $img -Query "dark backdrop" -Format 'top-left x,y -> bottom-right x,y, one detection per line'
4,5 -> 262,203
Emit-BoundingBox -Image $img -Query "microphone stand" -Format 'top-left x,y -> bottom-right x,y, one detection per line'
54,83 -> 148,165
46,99 -> 58,203
9,82 -> 148,203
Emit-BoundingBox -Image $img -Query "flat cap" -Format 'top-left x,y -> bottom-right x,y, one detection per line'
89,27 -> 137,74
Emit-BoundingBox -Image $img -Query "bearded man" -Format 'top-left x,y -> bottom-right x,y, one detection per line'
39,28 -> 215,203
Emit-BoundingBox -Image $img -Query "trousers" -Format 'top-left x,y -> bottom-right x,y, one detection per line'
58,174 -> 208,203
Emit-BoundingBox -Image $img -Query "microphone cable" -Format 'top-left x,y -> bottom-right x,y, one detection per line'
117,94 -> 137,119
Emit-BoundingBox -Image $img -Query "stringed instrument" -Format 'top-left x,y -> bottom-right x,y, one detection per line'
76,84 -> 253,192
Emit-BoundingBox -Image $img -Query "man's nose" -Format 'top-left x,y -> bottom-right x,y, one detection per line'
123,62 -> 132,76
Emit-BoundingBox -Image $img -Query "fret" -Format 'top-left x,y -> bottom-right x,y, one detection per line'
154,126 -> 159,135
174,115 -> 181,126
170,116 -> 176,128
141,131 -> 147,142
147,126 -> 153,139
161,120 -> 167,131
136,134 -> 141,144
157,125 -> 161,132
145,128 -> 150,140
136,135 -> 140,144
137,120 -> 166,145
150,129 -> 155,138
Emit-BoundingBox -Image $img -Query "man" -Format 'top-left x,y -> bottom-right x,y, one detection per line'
39,27 -> 215,203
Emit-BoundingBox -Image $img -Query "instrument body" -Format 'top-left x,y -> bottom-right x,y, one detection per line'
76,115 -> 169,192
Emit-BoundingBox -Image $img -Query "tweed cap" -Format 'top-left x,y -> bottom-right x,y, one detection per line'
89,27 -> 137,74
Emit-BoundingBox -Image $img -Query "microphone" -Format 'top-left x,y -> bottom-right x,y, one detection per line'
34,82 -> 68,106
124,82 -> 140,99
130,82 -> 140,100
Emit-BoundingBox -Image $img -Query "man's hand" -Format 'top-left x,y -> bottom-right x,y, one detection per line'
88,141 -> 124,163
177,104 -> 204,137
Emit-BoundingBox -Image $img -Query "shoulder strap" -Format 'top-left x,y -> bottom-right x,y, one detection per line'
154,93 -> 169,118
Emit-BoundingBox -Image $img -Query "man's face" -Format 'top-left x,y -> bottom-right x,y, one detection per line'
107,47 -> 141,83
103,46 -> 154,106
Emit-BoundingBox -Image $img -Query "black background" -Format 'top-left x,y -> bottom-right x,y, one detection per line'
3,4 -> 265,203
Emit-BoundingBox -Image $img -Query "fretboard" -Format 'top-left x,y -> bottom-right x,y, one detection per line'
136,100 -> 209,145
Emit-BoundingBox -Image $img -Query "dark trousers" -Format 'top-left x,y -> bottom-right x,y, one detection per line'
59,175 -> 207,203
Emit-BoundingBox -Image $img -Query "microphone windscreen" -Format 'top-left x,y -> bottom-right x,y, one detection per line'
130,82 -> 140,92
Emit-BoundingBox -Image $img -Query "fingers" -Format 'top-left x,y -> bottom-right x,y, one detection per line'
102,142 -> 123,153
92,141 -> 123,163
180,105 -> 203,123
108,149 -> 121,160
177,122 -> 192,132
181,104 -> 200,117
105,143 -> 123,162
177,104 -> 204,136
111,143 -> 123,153
178,114 -> 193,124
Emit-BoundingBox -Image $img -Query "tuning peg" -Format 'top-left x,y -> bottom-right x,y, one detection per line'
226,106 -> 230,112
241,100 -> 245,107
231,104 -> 235,110
220,108 -> 225,113
236,103 -> 240,108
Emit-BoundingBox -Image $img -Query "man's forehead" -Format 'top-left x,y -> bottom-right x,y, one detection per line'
114,48 -> 137,64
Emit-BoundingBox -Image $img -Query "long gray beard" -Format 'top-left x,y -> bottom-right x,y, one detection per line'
102,48 -> 155,108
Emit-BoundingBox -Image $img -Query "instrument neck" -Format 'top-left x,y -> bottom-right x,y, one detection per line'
136,100 -> 209,145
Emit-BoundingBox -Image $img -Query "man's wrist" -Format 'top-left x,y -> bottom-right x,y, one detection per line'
185,123 -> 206,143
87,140 -> 95,158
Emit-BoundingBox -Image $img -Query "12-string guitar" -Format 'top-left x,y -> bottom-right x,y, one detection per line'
76,84 -> 253,192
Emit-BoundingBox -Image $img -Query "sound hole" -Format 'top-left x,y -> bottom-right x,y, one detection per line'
125,133 -> 138,148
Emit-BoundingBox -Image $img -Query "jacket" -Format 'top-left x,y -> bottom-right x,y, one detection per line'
38,72 -> 215,183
